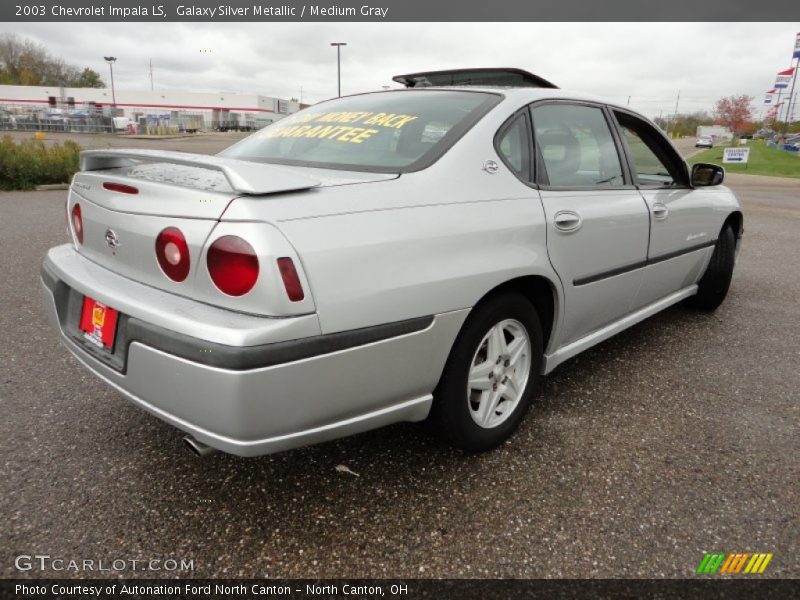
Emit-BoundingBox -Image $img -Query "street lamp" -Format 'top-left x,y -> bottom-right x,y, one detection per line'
330,43 -> 346,97
104,56 -> 117,107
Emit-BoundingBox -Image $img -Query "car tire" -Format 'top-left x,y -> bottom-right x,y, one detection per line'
430,293 -> 543,452
688,225 -> 736,311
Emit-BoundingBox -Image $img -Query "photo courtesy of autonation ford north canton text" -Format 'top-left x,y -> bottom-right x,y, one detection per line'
1,1 -> 798,599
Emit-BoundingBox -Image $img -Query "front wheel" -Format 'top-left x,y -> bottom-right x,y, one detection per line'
431,293 -> 543,452
688,225 -> 736,311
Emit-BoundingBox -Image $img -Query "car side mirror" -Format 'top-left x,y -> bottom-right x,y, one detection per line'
691,163 -> 725,187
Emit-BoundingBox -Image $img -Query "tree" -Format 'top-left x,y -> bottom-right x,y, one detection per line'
73,67 -> 105,88
0,33 -> 104,87
655,111 -> 714,138
713,95 -> 754,141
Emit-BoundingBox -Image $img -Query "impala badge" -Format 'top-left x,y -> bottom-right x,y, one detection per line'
105,229 -> 119,249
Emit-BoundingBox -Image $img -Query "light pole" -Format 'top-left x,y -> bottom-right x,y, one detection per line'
330,42 -> 346,97
104,56 -> 117,107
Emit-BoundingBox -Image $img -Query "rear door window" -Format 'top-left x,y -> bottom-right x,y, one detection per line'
531,103 -> 624,188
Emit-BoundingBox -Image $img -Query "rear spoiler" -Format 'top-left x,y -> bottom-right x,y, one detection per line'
393,68 -> 558,89
80,149 -> 321,195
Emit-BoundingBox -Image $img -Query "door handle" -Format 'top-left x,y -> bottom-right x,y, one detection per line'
553,210 -> 582,232
652,202 -> 669,220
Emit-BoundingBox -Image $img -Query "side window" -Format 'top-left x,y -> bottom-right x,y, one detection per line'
496,113 -> 531,180
532,104 -> 624,187
614,111 -> 685,187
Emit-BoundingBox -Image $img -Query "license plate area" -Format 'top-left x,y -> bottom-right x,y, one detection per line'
58,285 -> 130,373
79,296 -> 119,352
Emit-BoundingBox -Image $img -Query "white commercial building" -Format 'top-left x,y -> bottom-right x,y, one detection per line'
0,84 -> 300,131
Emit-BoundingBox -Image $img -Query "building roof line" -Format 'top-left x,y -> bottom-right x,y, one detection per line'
0,98 -> 276,113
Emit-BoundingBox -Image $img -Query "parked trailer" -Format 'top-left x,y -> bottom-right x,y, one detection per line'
173,111 -> 203,133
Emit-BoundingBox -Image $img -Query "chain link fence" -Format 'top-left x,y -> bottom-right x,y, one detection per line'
0,103 -> 115,133
0,103 -> 274,135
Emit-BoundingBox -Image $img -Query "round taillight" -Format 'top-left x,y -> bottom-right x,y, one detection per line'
71,203 -> 83,245
207,236 -> 259,297
155,227 -> 190,282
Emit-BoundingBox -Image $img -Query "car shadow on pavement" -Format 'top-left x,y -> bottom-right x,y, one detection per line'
117,301 -> 711,491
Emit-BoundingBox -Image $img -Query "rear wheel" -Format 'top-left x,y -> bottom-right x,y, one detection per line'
431,293 -> 543,452
688,225 -> 736,311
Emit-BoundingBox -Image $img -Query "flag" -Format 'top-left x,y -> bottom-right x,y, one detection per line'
794,32 -> 800,59
775,68 -> 794,88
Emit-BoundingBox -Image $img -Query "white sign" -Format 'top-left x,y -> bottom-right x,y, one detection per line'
723,147 -> 750,163
794,32 -> 800,59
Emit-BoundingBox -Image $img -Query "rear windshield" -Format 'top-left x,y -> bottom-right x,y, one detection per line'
220,91 -> 500,172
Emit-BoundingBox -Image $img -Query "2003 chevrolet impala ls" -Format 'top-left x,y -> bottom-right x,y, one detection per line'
40,69 -> 742,457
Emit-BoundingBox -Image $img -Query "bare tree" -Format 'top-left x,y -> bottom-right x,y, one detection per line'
0,33 -> 104,87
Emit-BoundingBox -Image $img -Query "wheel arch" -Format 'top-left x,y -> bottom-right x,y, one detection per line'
469,274 -> 560,354
432,273 -> 561,395
723,210 -> 744,242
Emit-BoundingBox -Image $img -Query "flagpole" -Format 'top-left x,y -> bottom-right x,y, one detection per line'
785,33 -> 800,131
785,57 -> 799,131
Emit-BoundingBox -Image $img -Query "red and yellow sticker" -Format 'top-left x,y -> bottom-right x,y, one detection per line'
261,111 -> 419,144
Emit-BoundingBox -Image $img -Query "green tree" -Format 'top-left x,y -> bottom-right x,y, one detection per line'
73,67 -> 105,88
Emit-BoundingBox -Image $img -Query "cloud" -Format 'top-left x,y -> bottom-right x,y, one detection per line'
4,22 -> 798,118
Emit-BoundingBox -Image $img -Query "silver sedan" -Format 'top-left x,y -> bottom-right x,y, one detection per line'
41,69 -> 742,457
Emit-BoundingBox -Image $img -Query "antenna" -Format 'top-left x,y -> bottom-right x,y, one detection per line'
149,59 -> 154,91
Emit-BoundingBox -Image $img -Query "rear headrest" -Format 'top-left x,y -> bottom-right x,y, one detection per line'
537,128 -> 581,180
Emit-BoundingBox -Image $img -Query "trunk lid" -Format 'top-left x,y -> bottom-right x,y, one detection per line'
72,168 -> 235,220
71,149 -> 325,297
67,150 -> 393,316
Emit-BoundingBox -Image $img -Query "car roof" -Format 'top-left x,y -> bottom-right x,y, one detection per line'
388,85 -> 627,110
384,67 -> 657,117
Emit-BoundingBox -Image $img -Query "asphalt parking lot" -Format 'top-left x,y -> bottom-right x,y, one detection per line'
2,129 -> 247,154
0,137 -> 798,579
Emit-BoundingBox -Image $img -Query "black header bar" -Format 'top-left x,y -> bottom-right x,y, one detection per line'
3,0 -> 800,22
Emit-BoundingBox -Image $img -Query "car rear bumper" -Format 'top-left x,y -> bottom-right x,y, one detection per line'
41,245 -> 467,456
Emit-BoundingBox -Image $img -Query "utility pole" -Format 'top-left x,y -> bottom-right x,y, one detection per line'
149,59 -> 154,91
627,95 -> 631,106
670,90 -> 680,137
330,42 -> 346,97
104,56 -> 117,107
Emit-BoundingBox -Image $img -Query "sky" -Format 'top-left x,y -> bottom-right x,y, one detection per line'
4,22 -> 799,119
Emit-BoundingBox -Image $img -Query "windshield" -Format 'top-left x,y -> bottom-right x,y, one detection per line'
220,90 -> 500,172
